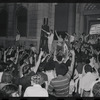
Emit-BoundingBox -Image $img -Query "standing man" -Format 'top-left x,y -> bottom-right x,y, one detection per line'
48,50 -> 75,97
39,19 -> 49,53
42,29 -> 54,54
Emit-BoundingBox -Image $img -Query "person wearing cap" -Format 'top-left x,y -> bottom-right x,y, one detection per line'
48,50 -> 75,97
24,74 -> 48,97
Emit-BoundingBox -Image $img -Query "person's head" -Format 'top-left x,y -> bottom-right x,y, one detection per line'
50,29 -> 53,34
30,44 -> 34,49
92,82 -> 100,97
65,34 -> 68,39
85,59 -> 90,64
73,33 -> 76,36
44,58 -> 55,72
1,84 -> 19,97
6,60 -> 14,67
1,71 -> 13,83
82,32 -> 85,36
89,35 -> 93,39
56,52 -> 64,63
55,64 -> 68,76
22,64 -> 31,75
85,64 -> 92,73
31,74 -> 44,85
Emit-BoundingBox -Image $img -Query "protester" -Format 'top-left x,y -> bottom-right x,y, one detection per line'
24,74 -> 48,97
0,21 -> 100,97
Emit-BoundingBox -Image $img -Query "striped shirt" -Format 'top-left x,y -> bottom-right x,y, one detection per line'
48,70 -> 72,97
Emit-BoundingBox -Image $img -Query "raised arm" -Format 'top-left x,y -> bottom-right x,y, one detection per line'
65,32 -> 70,37
69,50 -> 75,72
4,50 -> 7,63
55,30 -> 59,39
85,34 -> 89,42
41,29 -> 50,35
33,50 -> 44,73
14,47 -> 19,64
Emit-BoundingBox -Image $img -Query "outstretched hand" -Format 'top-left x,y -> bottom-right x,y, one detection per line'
39,48 -> 44,57
70,49 -> 75,56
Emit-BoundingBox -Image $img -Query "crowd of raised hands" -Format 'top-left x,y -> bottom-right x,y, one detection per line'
0,31 -> 100,97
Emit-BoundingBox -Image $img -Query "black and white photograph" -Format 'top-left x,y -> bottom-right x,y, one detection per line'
0,3 -> 100,97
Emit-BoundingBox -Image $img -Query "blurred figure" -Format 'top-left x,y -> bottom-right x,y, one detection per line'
0,84 -> 19,97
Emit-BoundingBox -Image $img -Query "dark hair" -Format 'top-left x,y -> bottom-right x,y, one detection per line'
50,29 -> 53,33
85,64 -> 92,73
0,64 -> 5,72
82,32 -> 85,35
92,82 -> 100,97
22,64 -> 31,75
44,59 -> 55,71
79,38 -> 82,40
85,59 -> 90,64
1,71 -> 13,83
55,63 -> 68,76
30,44 -> 34,47
1,84 -> 18,97
56,53 -> 63,62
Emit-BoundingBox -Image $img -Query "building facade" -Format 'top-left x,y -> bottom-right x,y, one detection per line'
0,3 -> 100,51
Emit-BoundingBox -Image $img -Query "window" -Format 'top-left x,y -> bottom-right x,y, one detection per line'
16,6 -> 27,37
0,9 -> 8,36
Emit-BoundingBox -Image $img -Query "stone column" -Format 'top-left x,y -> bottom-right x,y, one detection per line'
75,3 -> 81,39
68,3 -> 76,34
48,3 -> 55,30
79,4 -> 86,37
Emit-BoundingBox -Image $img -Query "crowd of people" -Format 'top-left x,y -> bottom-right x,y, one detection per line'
0,27 -> 100,97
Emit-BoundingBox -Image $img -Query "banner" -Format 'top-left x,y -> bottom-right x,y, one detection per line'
89,24 -> 100,35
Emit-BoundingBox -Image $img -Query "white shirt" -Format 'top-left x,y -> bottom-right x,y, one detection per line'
48,34 -> 54,44
24,84 -> 48,97
80,72 -> 99,91
45,70 -> 56,85
63,42 -> 69,54
70,35 -> 75,42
